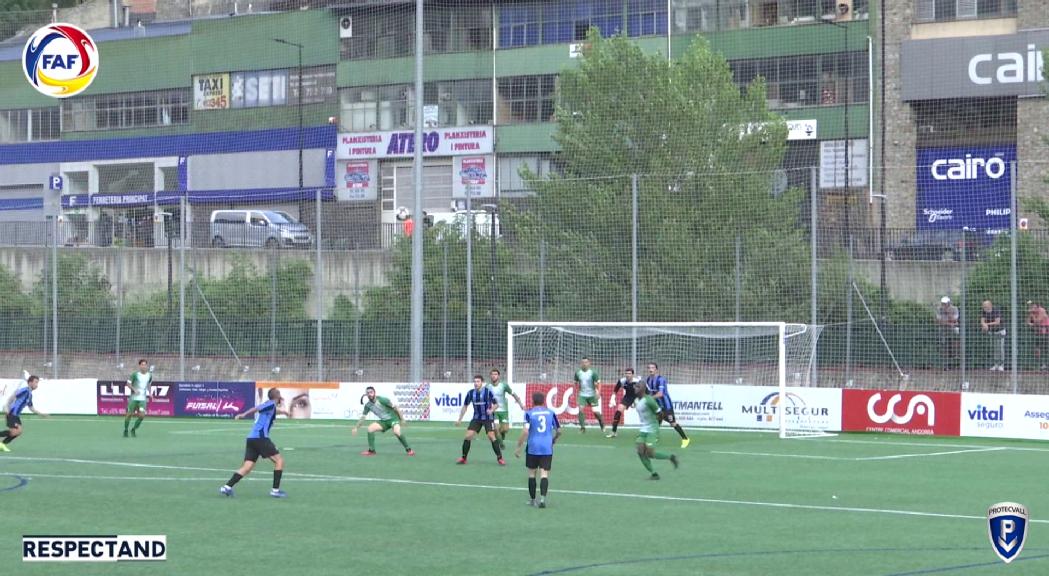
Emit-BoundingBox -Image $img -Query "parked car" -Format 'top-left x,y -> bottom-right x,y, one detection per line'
209,210 -> 313,248
888,229 -> 981,261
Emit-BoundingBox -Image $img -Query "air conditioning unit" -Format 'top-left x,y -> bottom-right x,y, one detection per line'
339,16 -> 353,39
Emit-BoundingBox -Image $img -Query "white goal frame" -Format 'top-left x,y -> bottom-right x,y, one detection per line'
507,321 -> 820,439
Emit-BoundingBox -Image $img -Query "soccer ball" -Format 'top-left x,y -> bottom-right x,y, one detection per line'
395,207 -> 411,222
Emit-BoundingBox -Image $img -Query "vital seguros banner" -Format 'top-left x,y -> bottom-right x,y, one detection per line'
915,145 -> 1014,233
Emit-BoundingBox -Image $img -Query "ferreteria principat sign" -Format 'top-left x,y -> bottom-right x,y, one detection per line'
901,29 -> 1048,100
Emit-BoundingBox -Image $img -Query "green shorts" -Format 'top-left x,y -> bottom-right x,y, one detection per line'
579,395 -> 598,408
494,411 -> 510,424
635,431 -> 659,447
378,419 -> 398,432
127,399 -> 148,414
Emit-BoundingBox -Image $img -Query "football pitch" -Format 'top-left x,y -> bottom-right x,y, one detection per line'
2,417 -> 1048,575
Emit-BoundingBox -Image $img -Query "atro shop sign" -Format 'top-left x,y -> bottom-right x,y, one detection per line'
337,127 -> 494,160
916,146 -> 1015,232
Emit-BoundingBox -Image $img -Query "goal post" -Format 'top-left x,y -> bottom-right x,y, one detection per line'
507,321 -> 827,438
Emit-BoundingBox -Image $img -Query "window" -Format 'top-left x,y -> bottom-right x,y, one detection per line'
0,108 -> 60,143
341,5 -> 492,60
730,51 -> 868,109
62,89 -> 189,132
497,75 -> 558,124
340,80 -> 492,132
500,0 -> 671,48
628,0 -> 669,36
915,0 -> 1016,21
913,98 -> 1016,147
498,155 -> 559,196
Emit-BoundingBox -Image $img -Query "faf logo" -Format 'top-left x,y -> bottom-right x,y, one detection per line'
987,502 -> 1028,564
22,23 -> 99,98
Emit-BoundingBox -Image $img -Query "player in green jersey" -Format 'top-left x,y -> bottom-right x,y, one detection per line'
352,386 -> 414,456
487,369 -> 524,449
573,357 -> 604,433
633,381 -> 678,480
124,359 -> 153,438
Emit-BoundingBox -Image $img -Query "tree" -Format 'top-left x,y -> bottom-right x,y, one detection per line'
0,264 -> 31,316
513,33 -> 805,322
30,253 -> 115,317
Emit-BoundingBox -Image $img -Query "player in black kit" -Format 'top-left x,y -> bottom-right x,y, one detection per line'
606,368 -> 640,438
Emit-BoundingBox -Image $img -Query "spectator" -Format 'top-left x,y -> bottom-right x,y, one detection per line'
1027,301 -> 1049,371
980,299 -> 1006,371
935,296 -> 959,370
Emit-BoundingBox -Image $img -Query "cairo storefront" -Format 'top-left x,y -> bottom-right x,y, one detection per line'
900,28 -> 1048,235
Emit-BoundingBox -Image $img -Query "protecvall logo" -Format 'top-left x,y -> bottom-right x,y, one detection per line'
930,154 -> 1007,181
867,393 -> 935,426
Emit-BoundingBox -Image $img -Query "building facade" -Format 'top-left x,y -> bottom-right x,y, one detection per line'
883,0 -> 1049,236
0,1 -> 871,248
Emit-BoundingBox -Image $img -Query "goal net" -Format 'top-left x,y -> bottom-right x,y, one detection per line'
507,322 -> 827,438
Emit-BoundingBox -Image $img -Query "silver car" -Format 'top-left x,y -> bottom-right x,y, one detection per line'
209,210 -> 313,248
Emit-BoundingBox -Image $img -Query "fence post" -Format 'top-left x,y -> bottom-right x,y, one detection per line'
631,174 -> 639,369
846,236 -> 854,387
466,190 -> 473,378
179,196 -> 186,381
961,233 -> 967,390
810,166 -> 818,387
51,215 -> 58,378
1010,161 -> 1019,393
315,187 -> 323,381
734,233 -> 742,383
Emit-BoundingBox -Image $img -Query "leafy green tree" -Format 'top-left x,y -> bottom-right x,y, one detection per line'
514,33 -> 804,322
0,264 -> 31,316
31,253 -> 115,317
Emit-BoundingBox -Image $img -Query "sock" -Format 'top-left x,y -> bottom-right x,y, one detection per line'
578,411 -> 586,428
540,477 -> 549,497
528,477 -> 537,499
491,439 -> 503,459
674,424 -> 688,440
652,451 -> 671,460
499,430 -> 506,443
2,435 -> 15,445
462,439 -> 471,458
133,417 -> 144,431
396,433 -> 410,451
638,453 -> 654,473
595,414 -> 604,430
367,432 -> 376,452
612,411 -> 622,433
226,472 -> 243,487
0,430 -> 9,439
124,417 -> 130,432
272,470 -> 283,490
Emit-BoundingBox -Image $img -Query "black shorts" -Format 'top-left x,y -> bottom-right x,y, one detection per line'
244,438 -> 279,462
525,453 -> 553,471
5,414 -> 21,429
467,419 -> 495,434
661,409 -> 677,425
619,393 -> 636,408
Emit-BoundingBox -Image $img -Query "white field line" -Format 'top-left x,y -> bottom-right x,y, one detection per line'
712,451 -> 850,461
855,447 -> 1008,461
2,455 -> 1043,525
818,438 -> 1049,452
713,446 -> 1008,462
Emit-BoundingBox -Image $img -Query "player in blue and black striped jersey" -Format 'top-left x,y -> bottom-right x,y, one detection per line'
515,391 -> 561,508
646,362 -> 690,448
455,375 -> 504,465
220,388 -> 291,498
1,374 -> 48,452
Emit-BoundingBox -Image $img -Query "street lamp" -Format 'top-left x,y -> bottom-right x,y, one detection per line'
273,38 -> 304,193
819,17 -> 849,246
274,37 -> 321,380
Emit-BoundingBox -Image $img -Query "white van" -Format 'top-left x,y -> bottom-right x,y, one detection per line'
209,210 -> 313,248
